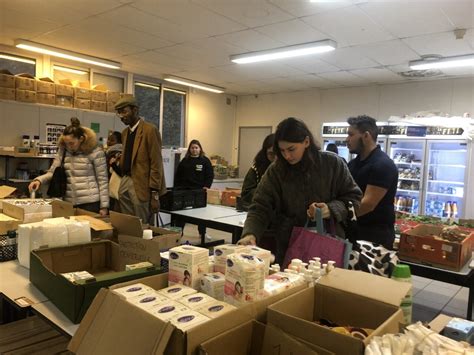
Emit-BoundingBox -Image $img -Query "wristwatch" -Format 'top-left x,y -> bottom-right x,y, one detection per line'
152,191 -> 159,200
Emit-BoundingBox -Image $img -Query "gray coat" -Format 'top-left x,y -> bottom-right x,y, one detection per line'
242,151 -> 362,262
36,127 -> 109,209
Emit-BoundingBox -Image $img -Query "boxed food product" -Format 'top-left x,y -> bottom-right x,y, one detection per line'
196,301 -> 236,319
127,292 -> 169,310
36,78 -> 55,94
74,98 -> 91,110
37,93 -> 55,105
56,95 -> 73,107
149,300 -> 190,321
55,83 -> 74,97
157,284 -> 197,300
15,89 -> 36,103
15,74 -> 36,91
90,100 -> 106,112
0,87 -> 15,100
224,253 -> 266,306
200,272 -> 225,300
170,310 -> 210,332
213,244 -> 247,274
112,283 -> 155,299
263,272 -> 305,297
168,245 -> 209,288
74,87 -> 91,99
0,70 -> 15,88
243,246 -> 272,274
177,292 -> 216,310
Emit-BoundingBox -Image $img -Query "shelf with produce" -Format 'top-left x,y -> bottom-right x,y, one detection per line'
428,180 -> 464,185
397,189 -> 420,193
426,192 -> 463,198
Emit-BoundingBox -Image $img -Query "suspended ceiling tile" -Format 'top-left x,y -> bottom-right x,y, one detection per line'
1,8 -> 63,37
268,0 -> 354,18
215,62 -> 306,81
282,56 -> 340,74
350,67 -> 404,83
321,47 -> 379,70
403,31 -> 474,57
302,5 -> 394,47
289,74 -> 341,89
359,1 -> 454,38
359,39 -> 420,66
438,0 -> 474,29
255,19 -> 330,46
193,0 -> 293,27
215,30 -> 283,52
318,70 -> 370,86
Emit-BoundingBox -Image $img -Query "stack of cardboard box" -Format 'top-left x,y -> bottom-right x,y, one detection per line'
0,70 -> 15,100
73,83 -> 91,110
90,84 -> 107,112
36,77 -> 56,105
56,79 -> 74,107
15,74 -> 37,103
106,91 -> 120,112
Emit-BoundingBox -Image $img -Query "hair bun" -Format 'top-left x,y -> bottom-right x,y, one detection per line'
70,117 -> 81,127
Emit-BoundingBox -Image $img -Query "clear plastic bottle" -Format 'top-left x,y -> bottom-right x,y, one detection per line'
392,264 -> 412,324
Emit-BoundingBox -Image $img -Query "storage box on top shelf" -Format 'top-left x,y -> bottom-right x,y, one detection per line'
15,74 -> 36,91
0,87 -> 15,100
90,100 -> 106,112
267,268 -> 411,355
37,93 -> 55,105
91,84 -> 107,101
111,211 -> 181,269
106,101 -> 116,113
68,269 -> 307,355
74,87 -> 91,100
399,224 -> 473,271
0,70 -> 15,88
15,89 -> 36,103
74,98 -> 90,110
29,240 -> 162,323
36,77 -> 55,94
55,80 -> 74,97
106,91 -> 120,103
120,93 -> 134,100
56,95 -> 73,107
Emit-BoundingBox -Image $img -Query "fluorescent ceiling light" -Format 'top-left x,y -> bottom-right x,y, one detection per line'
410,54 -> 474,70
0,54 -> 35,65
53,65 -> 88,75
135,82 -> 161,90
230,39 -> 336,64
164,76 -> 224,94
15,39 -> 121,69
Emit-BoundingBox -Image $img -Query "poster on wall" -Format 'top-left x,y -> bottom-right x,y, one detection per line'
46,123 -> 66,145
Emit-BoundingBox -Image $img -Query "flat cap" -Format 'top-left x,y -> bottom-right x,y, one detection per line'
114,96 -> 138,110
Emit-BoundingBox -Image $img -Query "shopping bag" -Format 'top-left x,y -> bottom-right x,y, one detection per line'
283,208 -> 347,269
348,240 -> 399,277
109,169 -> 121,200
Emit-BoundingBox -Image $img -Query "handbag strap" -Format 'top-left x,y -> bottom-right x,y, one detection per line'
60,149 -> 66,166
305,207 -> 325,234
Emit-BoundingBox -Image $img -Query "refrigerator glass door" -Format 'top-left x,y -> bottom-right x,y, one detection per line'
377,138 -> 387,152
389,140 -> 425,215
424,141 -> 467,218
323,139 -> 350,162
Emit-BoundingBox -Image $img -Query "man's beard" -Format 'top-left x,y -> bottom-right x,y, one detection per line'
349,137 -> 364,155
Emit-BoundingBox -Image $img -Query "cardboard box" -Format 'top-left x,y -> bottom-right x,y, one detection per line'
267,268 -> 410,355
0,185 -> 17,199
91,90 -> 107,101
68,272 -> 307,355
37,93 -> 56,105
0,72 -> 15,88
90,100 -> 106,112
74,87 -> 91,99
36,78 -> 55,94
29,240 -> 163,323
2,199 -> 53,223
0,87 -> 16,100
221,191 -> 240,207
107,91 -> 121,102
15,89 -> 37,103
399,224 -> 473,271
0,213 -> 20,234
15,75 -> 37,91
199,320 -> 326,355
120,93 -> 134,100
74,98 -> 91,110
207,189 -> 221,205
55,84 -> 74,97
111,211 -> 181,269
106,101 -> 116,112
56,95 -> 73,107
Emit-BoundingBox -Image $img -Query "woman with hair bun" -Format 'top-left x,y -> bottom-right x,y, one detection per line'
29,117 -> 109,215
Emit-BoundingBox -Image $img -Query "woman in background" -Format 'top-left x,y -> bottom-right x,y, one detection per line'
240,133 -> 275,211
174,139 -> 214,239
29,117 -> 109,215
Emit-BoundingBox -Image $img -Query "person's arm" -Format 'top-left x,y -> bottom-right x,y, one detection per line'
357,185 -> 388,216
148,125 -> 165,192
203,157 -> 214,188
34,147 -> 65,185
92,148 -> 110,212
240,168 -> 258,210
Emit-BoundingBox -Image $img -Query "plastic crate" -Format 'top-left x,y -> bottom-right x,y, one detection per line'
160,189 -> 207,211
0,231 -> 17,262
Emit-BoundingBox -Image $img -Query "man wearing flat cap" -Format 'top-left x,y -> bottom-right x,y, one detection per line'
114,96 -> 166,222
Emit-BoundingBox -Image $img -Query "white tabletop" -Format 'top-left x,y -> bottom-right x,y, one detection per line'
213,214 -> 247,227
32,301 -> 79,337
167,205 -> 246,221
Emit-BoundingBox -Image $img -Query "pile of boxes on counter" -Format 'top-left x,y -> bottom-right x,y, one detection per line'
206,188 -> 242,207
0,69 -> 132,112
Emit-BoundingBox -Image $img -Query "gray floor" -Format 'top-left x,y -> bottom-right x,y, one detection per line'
180,224 -> 471,322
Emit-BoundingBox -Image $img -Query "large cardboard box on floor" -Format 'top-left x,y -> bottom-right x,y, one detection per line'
267,268 -> 411,355
111,211 -> 181,268
29,240 -> 162,323
68,272 -> 307,355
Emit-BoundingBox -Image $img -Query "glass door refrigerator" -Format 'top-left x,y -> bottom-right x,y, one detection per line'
388,139 -> 426,215
423,140 -> 468,219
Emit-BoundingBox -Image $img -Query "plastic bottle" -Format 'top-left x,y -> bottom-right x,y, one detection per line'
392,264 -> 412,324
451,202 -> 458,218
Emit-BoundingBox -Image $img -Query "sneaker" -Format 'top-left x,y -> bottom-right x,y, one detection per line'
205,234 -> 212,241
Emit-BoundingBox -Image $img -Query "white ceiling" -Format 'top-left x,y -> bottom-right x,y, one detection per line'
1,0 -> 473,95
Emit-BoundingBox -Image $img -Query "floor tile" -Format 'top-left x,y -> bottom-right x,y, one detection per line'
415,290 -> 451,307
442,306 -> 468,319
412,304 -> 440,323
423,284 -> 460,297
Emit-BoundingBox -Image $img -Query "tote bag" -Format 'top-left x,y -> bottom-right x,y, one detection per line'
109,169 -> 122,200
47,151 -> 67,198
283,208 -> 348,269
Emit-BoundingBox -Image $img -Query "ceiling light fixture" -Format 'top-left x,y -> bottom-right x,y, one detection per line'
409,54 -> 474,70
53,65 -> 88,75
164,75 -> 224,94
15,39 -> 121,70
0,54 -> 35,65
230,39 -> 336,64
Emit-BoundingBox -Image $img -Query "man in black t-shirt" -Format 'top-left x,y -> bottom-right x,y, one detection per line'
346,115 -> 398,249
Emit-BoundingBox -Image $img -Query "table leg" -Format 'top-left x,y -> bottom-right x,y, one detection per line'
467,284 -> 473,321
232,228 -> 241,244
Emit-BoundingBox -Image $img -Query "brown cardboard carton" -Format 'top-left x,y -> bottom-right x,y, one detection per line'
267,268 -> 410,355
55,83 -> 74,97
0,72 -> 15,88
120,93 -> 134,100
221,190 -> 240,207
58,78 -> 74,86
36,78 -> 55,94
106,91 -> 120,102
106,101 -> 116,112
15,75 -> 37,91
91,90 -> 107,101
15,89 -> 37,103
56,95 -> 73,107
0,186 -> 17,199
74,98 -> 91,110
90,100 -> 106,112
74,87 -> 91,99
78,81 -> 90,89
37,93 -> 56,105
0,87 -> 16,100
207,189 -> 221,205
2,199 -> 53,223
0,213 -> 20,234
92,84 -> 107,91
68,272 -> 306,355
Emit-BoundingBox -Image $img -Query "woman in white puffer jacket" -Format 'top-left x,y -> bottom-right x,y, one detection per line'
29,117 -> 109,215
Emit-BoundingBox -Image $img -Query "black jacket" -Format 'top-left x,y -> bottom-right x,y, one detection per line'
174,156 -> 214,189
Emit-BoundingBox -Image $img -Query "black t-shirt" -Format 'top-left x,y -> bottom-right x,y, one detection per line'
174,155 -> 214,189
348,146 -> 398,226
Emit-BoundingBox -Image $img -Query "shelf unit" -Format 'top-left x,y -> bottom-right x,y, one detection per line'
397,189 -> 420,193
0,154 -> 54,186
394,162 -> 422,165
399,177 -> 420,181
428,180 -> 464,185
426,191 -> 463,198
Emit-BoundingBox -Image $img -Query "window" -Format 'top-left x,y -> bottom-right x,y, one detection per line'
0,53 -> 35,75
162,88 -> 186,147
93,72 -> 124,92
134,82 -> 161,130
53,65 -> 89,83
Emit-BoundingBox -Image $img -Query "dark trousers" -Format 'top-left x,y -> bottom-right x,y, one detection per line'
74,201 -> 101,214
355,224 -> 395,249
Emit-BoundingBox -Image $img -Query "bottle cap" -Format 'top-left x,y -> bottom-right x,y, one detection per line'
142,229 -> 153,240
392,264 -> 411,279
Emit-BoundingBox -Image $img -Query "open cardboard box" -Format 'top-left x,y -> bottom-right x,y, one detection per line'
29,240 -> 162,323
2,199 -> 53,223
267,268 -> 410,355
68,272 -> 307,355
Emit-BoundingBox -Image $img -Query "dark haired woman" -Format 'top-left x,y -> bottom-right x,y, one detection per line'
174,139 -> 214,239
29,117 -> 109,215
238,117 -> 361,264
240,133 -> 275,211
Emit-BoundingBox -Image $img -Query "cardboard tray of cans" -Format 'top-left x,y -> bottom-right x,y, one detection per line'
399,224 -> 473,271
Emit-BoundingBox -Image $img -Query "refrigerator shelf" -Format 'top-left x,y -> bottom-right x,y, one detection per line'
426,192 -> 463,198
428,164 -> 466,168
397,189 -> 420,193
391,147 -> 423,151
399,178 -> 420,181
429,149 -> 467,153
428,180 -> 464,185
394,162 -> 422,166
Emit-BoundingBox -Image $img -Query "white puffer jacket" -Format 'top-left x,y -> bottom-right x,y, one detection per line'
36,127 -> 109,209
